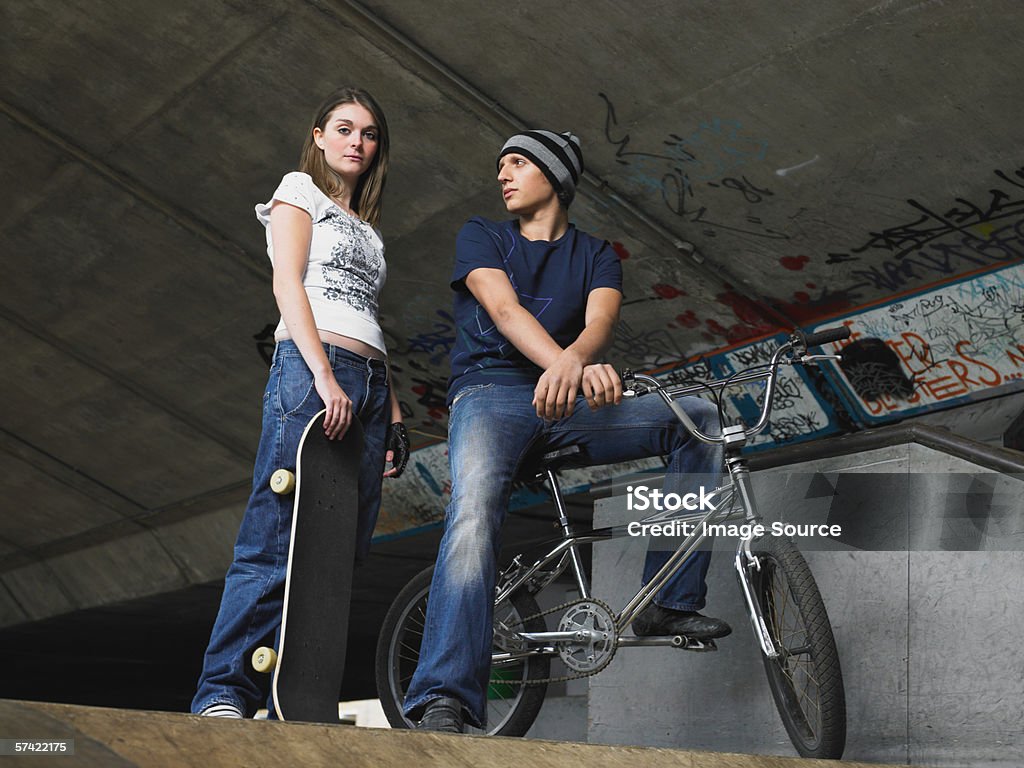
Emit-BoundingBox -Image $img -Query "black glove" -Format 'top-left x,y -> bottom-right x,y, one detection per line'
386,422 -> 410,478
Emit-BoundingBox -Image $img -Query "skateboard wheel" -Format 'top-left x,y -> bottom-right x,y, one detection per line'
270,469 -> 295,495
252,646 -> 278,673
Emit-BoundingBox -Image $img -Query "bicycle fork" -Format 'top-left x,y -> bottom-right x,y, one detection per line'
730,460 -> 780,660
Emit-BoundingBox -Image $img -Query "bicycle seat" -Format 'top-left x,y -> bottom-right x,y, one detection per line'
517,445 -> 584,482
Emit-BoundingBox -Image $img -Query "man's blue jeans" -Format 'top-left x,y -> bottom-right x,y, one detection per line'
191,341 -> 390,716
403,382 -> 722,727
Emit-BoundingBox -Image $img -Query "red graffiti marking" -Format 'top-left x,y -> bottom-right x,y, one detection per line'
710,290 -> 778,342
654,283 -> 687,299
780,255 -> 810,271
863,337 -> 1006,416
612,241 -> 630,260
716,290 -> 770,326
704,317 -> 763,344
1008,345 -> 1024,368
770,293 -> 855,324
675,310 -> 700,328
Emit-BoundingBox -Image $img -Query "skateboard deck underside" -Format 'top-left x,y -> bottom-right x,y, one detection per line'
273,412 -> 362,722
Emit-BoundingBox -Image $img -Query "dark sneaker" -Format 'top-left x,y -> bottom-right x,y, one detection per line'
632,603 -> 732,640
416,697 -> 465,733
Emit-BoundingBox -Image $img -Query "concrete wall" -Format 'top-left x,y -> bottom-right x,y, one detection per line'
589,444 -> 1024,766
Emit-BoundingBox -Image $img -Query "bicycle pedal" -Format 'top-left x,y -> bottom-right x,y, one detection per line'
678,636 -> 718,652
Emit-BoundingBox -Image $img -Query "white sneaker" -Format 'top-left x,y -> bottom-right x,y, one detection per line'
199,703 -> 244,719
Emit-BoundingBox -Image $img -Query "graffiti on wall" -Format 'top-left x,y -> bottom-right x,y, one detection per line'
599,93 -> 788,242
814,262 -> 1024,421
829,167 -> 1024,295
595,91 -> 1024,344
376,439 -> 451,534
611,319 -> 690,368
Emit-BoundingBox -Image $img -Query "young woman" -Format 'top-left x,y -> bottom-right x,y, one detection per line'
192,86 -> 409,718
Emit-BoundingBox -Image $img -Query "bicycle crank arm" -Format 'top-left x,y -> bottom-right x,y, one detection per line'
517,630 -> 607,644
618,635 -> 684,647
618,635 -> 717,651
491,648 -> 556,664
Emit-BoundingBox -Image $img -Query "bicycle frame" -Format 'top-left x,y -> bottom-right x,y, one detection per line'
490,455 -> 783,663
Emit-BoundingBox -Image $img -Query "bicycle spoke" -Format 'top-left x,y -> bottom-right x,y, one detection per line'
398,640 -> 421,658
408,606 -> 427,630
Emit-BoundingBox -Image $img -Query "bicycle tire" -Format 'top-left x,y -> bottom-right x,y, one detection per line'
750,535 -> 846,759
375,565 -> 550,736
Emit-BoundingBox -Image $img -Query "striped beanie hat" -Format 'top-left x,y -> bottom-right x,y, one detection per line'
498,130 -> 584,206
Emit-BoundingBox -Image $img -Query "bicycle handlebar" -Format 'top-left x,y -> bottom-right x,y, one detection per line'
625,326 -> 850,447
797,326 -> 851,349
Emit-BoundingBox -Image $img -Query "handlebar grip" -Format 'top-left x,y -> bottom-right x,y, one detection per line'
802,326 -> 851,348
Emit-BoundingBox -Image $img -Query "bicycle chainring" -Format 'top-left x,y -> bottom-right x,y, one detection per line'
503,596 -> 620,685
555,598 -> 618,675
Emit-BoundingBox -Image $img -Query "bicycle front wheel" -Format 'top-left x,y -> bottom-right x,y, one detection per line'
750,535 -> 846,759
374,565 -> 550,736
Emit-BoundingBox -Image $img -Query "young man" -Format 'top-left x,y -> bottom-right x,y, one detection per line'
404,130 -> 730,733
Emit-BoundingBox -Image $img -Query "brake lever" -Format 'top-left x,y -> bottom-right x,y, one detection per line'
621,368 -> 656,397
622,368 -> 639,397
795,353 -> 843,365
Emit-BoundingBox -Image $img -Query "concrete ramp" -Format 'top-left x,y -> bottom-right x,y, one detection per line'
0,699 -> 897,768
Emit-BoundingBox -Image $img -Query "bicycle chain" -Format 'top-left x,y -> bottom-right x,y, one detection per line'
500,596 -> 618,686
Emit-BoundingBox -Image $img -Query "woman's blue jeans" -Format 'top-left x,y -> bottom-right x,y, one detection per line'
191,340 -> 390,716
403,382 -> 722,727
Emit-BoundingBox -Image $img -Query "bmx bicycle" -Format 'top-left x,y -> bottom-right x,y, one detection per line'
375,326 -> 850,759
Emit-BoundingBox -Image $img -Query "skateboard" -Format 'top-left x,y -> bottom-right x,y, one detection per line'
251,409 -> 363,722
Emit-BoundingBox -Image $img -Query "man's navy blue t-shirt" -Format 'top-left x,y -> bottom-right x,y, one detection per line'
447,216 -> 623,404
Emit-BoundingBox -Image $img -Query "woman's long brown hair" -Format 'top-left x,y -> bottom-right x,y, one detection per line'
298,86 -> 390,228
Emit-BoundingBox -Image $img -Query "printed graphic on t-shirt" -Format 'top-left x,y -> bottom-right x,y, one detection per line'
320,208 -> 382,315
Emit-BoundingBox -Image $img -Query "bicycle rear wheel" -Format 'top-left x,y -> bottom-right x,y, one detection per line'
750,535 -> 846,759
374,565 -> 550,736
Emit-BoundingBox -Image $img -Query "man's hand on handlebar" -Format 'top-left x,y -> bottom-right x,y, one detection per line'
533,350 -> 584,420
533,356 -> 623,419
581,363 -> 623,411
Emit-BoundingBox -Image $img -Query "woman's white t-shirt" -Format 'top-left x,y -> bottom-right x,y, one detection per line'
256,171 -> 387,353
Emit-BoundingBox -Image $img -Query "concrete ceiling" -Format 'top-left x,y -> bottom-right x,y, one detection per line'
2,0 -> 1023,628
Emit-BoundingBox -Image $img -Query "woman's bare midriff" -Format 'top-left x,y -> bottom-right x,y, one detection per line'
278,331 -> 385,361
